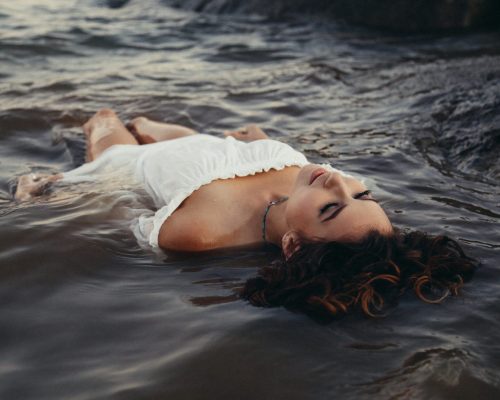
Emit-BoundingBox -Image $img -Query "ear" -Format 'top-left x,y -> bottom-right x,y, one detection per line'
282,230 -> 302,260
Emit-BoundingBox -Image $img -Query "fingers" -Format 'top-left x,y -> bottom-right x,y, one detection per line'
15,174 -> 59,201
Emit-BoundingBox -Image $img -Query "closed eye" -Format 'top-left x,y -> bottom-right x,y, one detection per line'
320,202 -> 338,215
319,190 -> 377,216
354,190 -> 374,200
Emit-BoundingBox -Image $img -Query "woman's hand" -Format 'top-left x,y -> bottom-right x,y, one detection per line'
223,124 -> 269,141
14,173 -> 63,201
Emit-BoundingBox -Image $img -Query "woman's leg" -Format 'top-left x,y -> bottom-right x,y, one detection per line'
84,108 -> 138,162
15,108 -> 137,201
126,117 -> 196,144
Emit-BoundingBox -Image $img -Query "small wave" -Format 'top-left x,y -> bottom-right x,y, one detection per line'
206,46 -> 297,63
0,41 -> 82,57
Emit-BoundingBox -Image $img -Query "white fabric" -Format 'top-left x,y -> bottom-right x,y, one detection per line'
63,134 -> 317,248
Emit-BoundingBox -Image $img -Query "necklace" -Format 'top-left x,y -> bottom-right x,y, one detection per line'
262,196 -> 289,243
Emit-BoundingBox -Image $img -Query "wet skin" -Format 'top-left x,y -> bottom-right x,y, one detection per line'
14,110 -> 393,256
283,164 -> 393,244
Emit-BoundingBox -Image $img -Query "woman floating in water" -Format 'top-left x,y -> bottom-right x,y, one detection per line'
15,108 -> 477,317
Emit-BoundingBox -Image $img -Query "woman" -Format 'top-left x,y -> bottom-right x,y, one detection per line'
15,109 -> 477,317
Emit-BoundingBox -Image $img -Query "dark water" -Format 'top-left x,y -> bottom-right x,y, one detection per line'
1,1 -> 499,399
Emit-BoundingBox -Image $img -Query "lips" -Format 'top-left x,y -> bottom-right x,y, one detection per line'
309,168 -> 327,185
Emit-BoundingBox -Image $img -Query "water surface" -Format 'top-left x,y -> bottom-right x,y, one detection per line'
0,1 -> 499,399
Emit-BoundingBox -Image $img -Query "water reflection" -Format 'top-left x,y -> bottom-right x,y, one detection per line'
0,0 -> 499,399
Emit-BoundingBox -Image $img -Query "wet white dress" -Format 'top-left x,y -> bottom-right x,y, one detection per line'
62,134 -> 316,248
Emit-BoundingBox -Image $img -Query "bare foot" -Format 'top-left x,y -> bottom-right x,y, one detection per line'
126,117 -> 196,144
15,173 -> 63,201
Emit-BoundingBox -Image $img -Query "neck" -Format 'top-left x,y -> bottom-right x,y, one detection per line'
264,198 -> 290,247
262,196 -> 287,242
248,167 -> 300,247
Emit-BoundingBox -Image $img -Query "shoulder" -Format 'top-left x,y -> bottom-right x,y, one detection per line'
158,223 -> 216,252
157,207 -> 219,252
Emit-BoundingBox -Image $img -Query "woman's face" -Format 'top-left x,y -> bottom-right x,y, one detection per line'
285,164 -> 392,243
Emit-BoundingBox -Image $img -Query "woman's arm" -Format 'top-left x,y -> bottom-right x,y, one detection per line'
223,124 -> 269,142
126,117 -> 197,144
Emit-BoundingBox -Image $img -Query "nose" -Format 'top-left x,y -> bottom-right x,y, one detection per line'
324,172 -> 351,200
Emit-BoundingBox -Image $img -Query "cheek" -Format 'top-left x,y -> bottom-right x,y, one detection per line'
285,201 -> 300,224
285,193 -> 316,231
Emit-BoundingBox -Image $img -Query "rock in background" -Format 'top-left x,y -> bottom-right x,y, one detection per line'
160,0 -> 500,32
332,0 -> 500,32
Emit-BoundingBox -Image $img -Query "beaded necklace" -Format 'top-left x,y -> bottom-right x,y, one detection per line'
261,196 -> 288,243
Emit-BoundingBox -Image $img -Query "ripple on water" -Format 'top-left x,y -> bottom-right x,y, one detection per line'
0,2 -> 499,400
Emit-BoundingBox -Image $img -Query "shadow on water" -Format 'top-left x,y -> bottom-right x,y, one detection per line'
0,0 -> 499,399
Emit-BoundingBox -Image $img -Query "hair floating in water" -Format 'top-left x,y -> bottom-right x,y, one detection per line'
240,229 -> 478,319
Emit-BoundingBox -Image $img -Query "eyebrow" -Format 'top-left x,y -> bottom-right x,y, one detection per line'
321,199 -> 379,223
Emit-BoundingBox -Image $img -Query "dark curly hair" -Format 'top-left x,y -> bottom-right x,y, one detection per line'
240,229 -> 478,318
